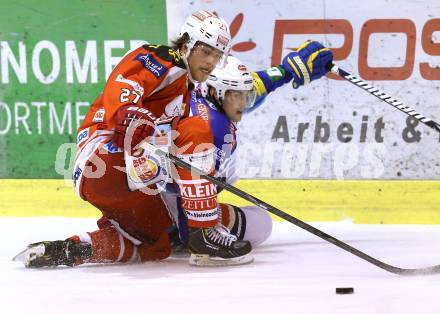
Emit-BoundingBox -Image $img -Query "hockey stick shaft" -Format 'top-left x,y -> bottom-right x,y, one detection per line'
143,142 -> 440,276
329,64 -> 440,134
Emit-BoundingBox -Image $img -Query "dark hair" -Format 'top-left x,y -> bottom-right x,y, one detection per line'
206,86 -> 224,113
170,32 -> 190,51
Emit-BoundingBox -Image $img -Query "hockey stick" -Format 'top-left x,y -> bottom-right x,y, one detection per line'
142,142 -> 440,276
329,63 -> 440,134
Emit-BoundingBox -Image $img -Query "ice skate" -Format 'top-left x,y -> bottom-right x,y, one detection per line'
13,239 -> 92,268
188,225 -> 253,266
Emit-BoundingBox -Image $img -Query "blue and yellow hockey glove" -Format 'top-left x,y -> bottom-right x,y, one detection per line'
281,40 -> 333,89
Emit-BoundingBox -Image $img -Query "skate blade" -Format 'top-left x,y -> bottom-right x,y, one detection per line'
12,244 -> 45,267
189,253 -> 254,267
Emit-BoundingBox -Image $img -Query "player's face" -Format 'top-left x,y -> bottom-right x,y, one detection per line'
223,90 -> 249,122
187,43 -> 223,82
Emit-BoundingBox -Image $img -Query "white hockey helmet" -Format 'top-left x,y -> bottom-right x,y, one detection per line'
206,56 -> 255,107
179,10 -> 232,64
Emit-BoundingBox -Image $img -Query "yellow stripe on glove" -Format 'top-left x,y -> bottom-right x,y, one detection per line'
307,48 -> 331,73
288,56 -> 310,85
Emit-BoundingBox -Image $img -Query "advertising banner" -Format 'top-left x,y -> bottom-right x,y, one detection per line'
167,0 -> 440,179
0,1 -> 167,178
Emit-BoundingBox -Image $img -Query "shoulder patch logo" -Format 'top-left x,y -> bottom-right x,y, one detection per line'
135,53 -> 167,78
92,109 -> 105,123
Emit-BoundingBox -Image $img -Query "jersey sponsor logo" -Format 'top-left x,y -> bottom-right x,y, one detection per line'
196,102 -> 210,121
185,208 -> 218,220
77,128 -> 89,145
135,53 -> 167,78
214,146 -> 226,163
102,141 -> 123,154
92,109 -> 105,123
164,95 -> 185,117
180,181 -> 216,198
115,74 -> 145,95
128,155 -> 160,183
126,106 -> 157,121
73,166 -> 82,187
181,197 -> 218,212
179,180 -> 218,212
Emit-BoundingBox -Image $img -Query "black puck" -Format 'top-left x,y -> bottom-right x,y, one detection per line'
336,287 -> 354,294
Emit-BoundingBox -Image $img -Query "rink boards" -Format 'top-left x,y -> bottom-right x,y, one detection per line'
1,179 -> 439,224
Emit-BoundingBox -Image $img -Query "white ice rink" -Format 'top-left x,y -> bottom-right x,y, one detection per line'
2,218 -> 440,314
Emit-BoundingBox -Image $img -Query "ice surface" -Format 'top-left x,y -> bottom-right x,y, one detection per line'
2,218 -> 440,314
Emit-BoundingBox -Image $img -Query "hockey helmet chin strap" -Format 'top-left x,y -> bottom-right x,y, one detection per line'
181,48 -> 199,85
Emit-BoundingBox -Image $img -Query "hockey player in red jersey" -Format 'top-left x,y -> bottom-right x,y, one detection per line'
14,40 -> 332,267
74,10 -> 232,198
